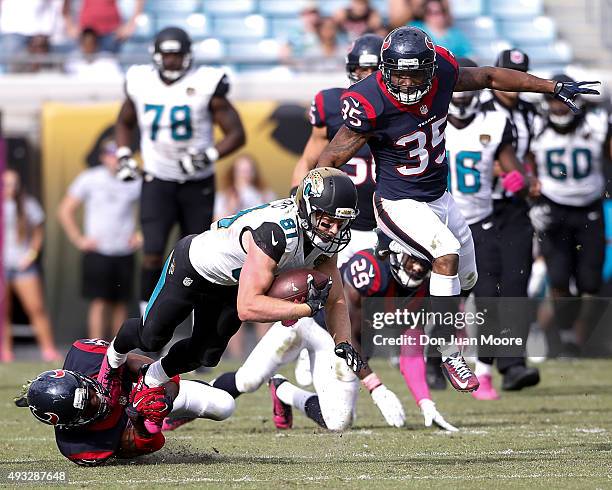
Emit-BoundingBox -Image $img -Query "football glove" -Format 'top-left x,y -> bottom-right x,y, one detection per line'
528,202 -> 552,233
179,147 -> 218,176
501,170 -> 525,193
334,341 -> 365,374
116,147 -> 139,181
305,274 -> 332,316
553,80 -> 600,113
127,385 -> 173,426
419,399 -> 458,432
370,384 -> 406,428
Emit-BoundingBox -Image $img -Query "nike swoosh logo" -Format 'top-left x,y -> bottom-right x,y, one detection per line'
132,396 -> 145,409
450,373 -> 469,390
349,97 -> 360,107
271,232 -> 278,246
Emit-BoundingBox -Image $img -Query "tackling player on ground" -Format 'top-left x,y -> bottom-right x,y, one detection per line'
316,26 -> 599,392
115,26 -> 246,314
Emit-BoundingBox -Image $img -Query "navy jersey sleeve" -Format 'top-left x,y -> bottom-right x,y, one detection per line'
435,45 -> 459,86
308,90 -> 326,128
494,117 -> 516,160
342,249 -> 390,296
340,88 -> 379,134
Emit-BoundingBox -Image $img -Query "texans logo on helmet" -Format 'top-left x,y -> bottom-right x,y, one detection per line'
425,37 -> 435,51
31,409 -> 60,425
382,37 -> 391,50
51,370 -> 66,378
81,339 -> 110,347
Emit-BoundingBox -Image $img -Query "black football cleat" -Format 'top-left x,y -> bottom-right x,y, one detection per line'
426,358 -> 447,390
501,365 -> 540,391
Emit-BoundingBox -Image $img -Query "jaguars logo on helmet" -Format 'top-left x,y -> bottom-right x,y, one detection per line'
380,26 -> 437,105
295,168 -> 359,254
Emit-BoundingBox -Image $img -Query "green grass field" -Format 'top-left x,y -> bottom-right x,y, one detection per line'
1,359 -> 611,489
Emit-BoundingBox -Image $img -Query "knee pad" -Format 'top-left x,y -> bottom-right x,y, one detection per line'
206,388 -> 236,421
235,366 -> 268,394
322,405 -> 354,431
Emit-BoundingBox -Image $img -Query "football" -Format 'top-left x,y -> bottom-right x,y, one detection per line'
267,268 -> 330,303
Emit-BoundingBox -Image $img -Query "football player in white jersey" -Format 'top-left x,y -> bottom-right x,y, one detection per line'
528,74 -> 610,356
115,27 -> 245,313
104,168 -> 365,433
445,57 -> 539,399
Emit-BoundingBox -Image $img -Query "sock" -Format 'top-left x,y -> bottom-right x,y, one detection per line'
144,360 -> 170,387
106,339 -> 128,369
399,329 -> 430,404
212,372 -> 242,399
304,395 -> 327,428
475,360 -> 492,377
276,380 -> 313,412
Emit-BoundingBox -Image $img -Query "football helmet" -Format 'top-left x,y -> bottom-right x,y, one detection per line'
449,57 -> 480,120
346,33 -> 384,84
27,369 -> 110,429
295,167 -> 359,254
388,241 -> 431,288
380,26 -> 436,105
544,74 -> 583,131
152,27 -> 192,82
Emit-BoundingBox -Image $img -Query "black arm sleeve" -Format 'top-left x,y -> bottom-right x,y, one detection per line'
248,222 -> 287,263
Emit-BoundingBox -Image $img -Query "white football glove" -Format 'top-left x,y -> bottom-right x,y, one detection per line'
419,399 -> 458,432
528,203 -> 552,233
179,147 -> 218,176
116,146 -> 140,181
370,384 -> 406,428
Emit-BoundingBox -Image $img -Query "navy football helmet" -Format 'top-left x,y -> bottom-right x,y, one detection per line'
380,26 -> 436,105
152,27 -> 192,82
27,370 -> 109,429
345,34 -> 384,84
295,168 -> 359,254
449,57 -> 480,120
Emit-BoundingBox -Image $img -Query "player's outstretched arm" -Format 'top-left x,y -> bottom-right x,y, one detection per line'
210,96 -> 246,158
317,126 -> 369,169
291,126 -> 329,187
237,232 -> 312,322
456,67 -> 600,112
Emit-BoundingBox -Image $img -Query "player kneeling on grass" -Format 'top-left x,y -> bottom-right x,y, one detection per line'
15,339 -> 234,466
104,168 -> 364,433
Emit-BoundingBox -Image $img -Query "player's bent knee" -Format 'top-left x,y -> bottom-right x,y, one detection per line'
208,390 -> 236,421
461,269 -> 478,291
322,411 -> 353,431
235,367 -> 267,393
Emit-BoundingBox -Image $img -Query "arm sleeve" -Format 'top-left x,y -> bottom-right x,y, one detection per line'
248,222 -> 287,263
340,91 -> 377,133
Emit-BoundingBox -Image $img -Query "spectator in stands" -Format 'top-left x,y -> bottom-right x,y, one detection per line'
10,35 -> 60,74
388,0 -> 451,26
0,0 -> 67,55
333,0 -> 383,41
214,154 -> 276,359
300,16 -> 345,72
62,0 -> 146,54
214,154 -> 276,220
3,169 -> 61,363
64,28 -> 122,79
57,139 -> 142,341
282,0 -> 321,61
410,0 -> 471,57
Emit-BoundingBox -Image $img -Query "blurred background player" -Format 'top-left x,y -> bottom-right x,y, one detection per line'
114,26 -> 245,315
445,57 -> 536,398
58,138 -> 142,341
3,169 -> 60,363
16,338 -> 234,466
529,74 -> 610,356
291,33 -> 382,385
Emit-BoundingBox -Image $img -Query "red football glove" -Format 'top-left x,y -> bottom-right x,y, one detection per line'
129,385 -> 172,424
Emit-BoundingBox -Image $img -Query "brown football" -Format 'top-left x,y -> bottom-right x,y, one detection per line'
267,268 -> 330,303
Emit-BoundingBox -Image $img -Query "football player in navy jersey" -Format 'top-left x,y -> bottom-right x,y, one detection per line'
16,339 -> 235,466
316,25 -> 600,392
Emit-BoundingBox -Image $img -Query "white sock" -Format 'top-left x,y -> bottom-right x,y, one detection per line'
144,360 -> 170,387
430,272 -> 460,296
475,360 -> 492,377
139,301 -> 148,317
106,339 -> 127,369
276,380 -> 314,413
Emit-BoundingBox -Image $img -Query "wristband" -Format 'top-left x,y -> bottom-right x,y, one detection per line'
205,147 -> 219,163
116,146 -> 133,159
361,372 -> 382,393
